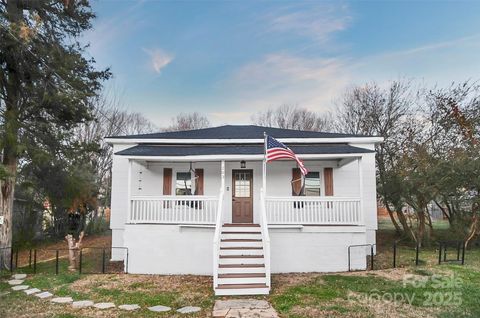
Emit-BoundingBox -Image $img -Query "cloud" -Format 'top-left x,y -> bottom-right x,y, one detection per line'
263,4 -> 351,44
142,48 -> 174,74
220,53 -> 351,114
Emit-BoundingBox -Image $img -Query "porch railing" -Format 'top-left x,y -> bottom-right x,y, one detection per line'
129,196 -> 219,224
265,196 -> 361,225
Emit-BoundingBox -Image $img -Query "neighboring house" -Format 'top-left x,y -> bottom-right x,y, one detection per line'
106,125 -> 382,296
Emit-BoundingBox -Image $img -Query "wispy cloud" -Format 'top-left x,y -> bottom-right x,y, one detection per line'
142,48 -> 174,74
221,53 -> 351,114
263,4 -> 351,44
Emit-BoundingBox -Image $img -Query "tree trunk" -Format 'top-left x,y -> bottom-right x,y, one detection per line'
1,0 -> 22,270
65,231 -> 84,271
385,204 -> 402,235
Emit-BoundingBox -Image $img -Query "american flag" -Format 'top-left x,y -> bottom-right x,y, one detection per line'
265,135 -> 308,175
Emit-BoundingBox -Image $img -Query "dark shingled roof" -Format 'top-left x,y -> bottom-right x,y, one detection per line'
108,125 -> 370,140
116,144 -> 374,157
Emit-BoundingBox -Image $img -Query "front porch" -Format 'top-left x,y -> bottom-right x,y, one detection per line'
119,155 -> 367,295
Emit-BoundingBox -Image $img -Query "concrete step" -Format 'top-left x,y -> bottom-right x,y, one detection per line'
218,273 -> 267,285
215,283 -> 270,296
218,264 -> 266,274
219,248 -> 263,256
221,233 -> 262,240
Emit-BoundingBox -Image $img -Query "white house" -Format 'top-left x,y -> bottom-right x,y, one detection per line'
106,125 -> 382,296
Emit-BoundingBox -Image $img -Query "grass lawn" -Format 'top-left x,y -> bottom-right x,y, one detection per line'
1,229 -> 480,317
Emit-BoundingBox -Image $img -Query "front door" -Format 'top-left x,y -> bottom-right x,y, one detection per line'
232,170 -> 253,223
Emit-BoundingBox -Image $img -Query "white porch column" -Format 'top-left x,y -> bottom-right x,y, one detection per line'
357,157 -> 364,225
127,159 -> 132,224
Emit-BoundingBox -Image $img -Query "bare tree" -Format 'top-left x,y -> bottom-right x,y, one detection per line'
335,80 -> 417,238
75,93 -> 158,208
164,112 -> 211,132
252,104 -> 333,131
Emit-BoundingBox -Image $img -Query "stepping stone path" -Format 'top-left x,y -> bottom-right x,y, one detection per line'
94,302 -> 116,309
35,291 -> 53,299
213,299 -> 279,318
8,279 -> 24,286
4,275 -> 204,315
148,305 -> 172,312
177,306 -> 201,314
24,288 -> 41,295
12,274 -> 27,280
119,304 -> 141,311
51,297 -> 73,304
72,300 -> 94,308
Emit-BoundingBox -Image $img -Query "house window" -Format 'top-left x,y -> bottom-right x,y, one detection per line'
175,172 -> 192,195
304,172 -> 321,196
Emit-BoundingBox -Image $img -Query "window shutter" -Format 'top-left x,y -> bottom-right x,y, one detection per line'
324,168 -> 334,196
163,168 -> 172,195
292,168 -> 303,196
195,169 -> 204,195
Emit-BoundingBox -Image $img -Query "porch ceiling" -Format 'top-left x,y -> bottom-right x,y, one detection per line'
116,144 -> 374,158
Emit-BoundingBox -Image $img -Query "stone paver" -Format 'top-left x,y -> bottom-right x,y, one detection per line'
119,304 -> 141,311
8,279 -> 24,285
177,306 -> 201,314
11,285 -> 29,291
94,302 -> 116,309
35,291 -> 53,299
0,291 -> 10,297
24,288 -> 41,295
72,300 -> 94,308
51,297 -> 73,304
148,305 -> 172,312
12,274 -> 27,280
213,299 -> 278,318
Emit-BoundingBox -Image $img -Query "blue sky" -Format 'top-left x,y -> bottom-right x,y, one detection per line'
84,0 -> 480,126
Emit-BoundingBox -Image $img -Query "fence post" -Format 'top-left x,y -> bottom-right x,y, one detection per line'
33,249 -> 37,274
438,243 -> 442,264
443,245 -> 447,261
102,249 -> 106,274
15,249 -> 18,269
461,241 -> 466,265
415,243 -> 420,266
55,250 -> 59,275
456,242 -> 461,261
10,248 -> 13,273
347,246 -> 351,272
29,249 -> 32,268
370,245 -> 374,270
125,249 -> 129,274
393,242 -> 397,268
79,249 -> 83,274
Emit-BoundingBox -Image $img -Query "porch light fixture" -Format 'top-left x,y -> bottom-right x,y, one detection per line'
240,160 -> 246,168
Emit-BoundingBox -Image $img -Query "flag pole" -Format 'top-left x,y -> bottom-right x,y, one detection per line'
263,132 -> 267,195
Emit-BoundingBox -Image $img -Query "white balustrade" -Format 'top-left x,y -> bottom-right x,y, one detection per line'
265,197 -> 361,225
129,195 -> 218,224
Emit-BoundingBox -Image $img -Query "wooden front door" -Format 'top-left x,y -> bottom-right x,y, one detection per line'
232,170 -> 253,223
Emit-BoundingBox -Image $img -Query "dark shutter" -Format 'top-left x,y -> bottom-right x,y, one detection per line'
292,168 -> 303,196
195,169 -> 204,195
324,168 -> 334,196
163,168 -> 172,195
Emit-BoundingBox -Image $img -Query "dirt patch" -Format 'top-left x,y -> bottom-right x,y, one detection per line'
71,273 -> 212,295
14,234 -> 112,267
271,273 -> 322,293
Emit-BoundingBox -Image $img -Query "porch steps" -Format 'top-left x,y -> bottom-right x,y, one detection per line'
214,224 -> 269,296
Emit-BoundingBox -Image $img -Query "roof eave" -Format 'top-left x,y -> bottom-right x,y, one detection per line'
105,136 -> 384,145
118,153 -> 369,162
